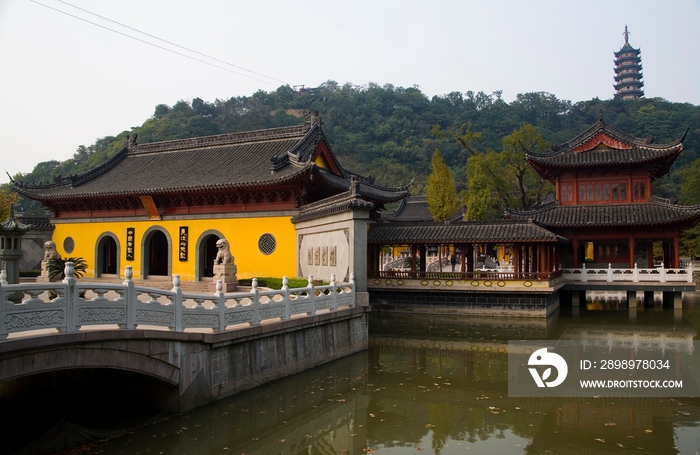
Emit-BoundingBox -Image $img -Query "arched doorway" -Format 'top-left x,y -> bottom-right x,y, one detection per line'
96,235 -> 118,276
144,230 -> 169,278
196,231 -> 224,281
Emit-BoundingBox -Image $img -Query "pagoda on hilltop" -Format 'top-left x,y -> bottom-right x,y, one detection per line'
614,25 -> 644,100
507,116 -> 700,269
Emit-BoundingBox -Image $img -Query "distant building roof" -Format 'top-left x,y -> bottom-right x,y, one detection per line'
368,219 -> 568,244
382,196 -> 463,222
506,197 -> 700,229
526,119 -> 684,181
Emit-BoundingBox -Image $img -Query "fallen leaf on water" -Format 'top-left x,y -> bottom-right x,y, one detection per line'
595,438 -> 605,443
645,429 -> 653,434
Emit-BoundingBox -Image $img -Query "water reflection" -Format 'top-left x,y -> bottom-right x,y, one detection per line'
29,300 -> 700,454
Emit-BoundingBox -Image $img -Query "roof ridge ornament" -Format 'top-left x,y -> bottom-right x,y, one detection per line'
126,132 -> 138,150
350,175 -> 359,197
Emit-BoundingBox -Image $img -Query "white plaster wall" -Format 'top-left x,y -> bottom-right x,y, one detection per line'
298,228 -> 350,282
294,210 -> 370,289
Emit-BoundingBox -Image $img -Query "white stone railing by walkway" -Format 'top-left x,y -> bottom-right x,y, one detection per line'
0,264 -> 355,341
562,263 -> 694,283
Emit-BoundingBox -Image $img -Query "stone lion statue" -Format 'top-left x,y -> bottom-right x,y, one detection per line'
43,241 -> 61,262
213,239 -> 233,265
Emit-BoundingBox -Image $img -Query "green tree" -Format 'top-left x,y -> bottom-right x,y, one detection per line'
462,124 -> 553,219
464,150 -> 505,220
0,186 -> 20,221
679,159 -> 700,257
426,149 -> 461,221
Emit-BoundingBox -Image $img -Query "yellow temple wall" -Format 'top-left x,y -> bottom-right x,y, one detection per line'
51,216 -> 297,281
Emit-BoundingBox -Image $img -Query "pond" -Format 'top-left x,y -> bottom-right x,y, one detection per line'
12,298 -> 700,455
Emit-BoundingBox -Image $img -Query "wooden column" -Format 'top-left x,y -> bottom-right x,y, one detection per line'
419,244 -> 427,273
663,241 -> 671,268
673,236 -> 680,268
628,237 -> 635,268
466,244 -> 474,273
525,246 -> 531,274
411,244 -> 417,273
572,238 -> 580,267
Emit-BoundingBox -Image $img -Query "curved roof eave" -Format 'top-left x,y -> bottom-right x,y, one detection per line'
527,120 -> 685,160
16,164 -> 315,202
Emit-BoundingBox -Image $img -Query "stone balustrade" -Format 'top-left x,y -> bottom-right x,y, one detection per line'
0,263 -> 355,340
562,263 -> 694,283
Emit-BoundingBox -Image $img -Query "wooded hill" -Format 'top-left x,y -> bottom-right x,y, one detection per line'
13,81 -> 700,209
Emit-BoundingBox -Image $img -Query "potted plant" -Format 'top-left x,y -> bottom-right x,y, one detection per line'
46,257 -> 87,299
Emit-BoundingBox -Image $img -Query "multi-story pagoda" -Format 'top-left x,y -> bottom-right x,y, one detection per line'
614,25 -> 644,100
507,117 -> 700,269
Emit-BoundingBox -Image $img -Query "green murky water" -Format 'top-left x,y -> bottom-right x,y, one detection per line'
14,298 -> 700,454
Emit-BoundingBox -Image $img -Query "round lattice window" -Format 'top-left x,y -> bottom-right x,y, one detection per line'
63,237 -> 75,254
258,233 -> 276,255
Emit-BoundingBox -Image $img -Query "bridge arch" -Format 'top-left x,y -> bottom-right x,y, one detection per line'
0,345 -> 180,386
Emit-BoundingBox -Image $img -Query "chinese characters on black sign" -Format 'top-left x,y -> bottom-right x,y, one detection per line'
126,227 -> 135,261
179,226 -> 188,261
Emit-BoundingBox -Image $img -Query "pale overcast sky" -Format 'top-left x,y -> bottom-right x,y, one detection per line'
1,0 -> 699,184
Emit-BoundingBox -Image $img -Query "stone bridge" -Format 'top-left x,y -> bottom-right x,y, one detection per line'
0,307 -> 368,412
0,265 -> 367,412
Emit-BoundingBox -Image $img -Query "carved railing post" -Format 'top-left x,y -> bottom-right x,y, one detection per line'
350,273 -> 356,307
688,262 -> 694,283
330,274 -> 338,311
307,275 -> 316,315
660,264 -> 666,283
607,263 -> 613,282
172,275 -> 183,332
282,277 -> 290,320
63,261 -> 77,332
633,263 -> 639,282
581,263 -> 587,282
215,280 -> 226,332
252,278 -> 260,325
123,266 -> 137,329
0,270 -> 6,340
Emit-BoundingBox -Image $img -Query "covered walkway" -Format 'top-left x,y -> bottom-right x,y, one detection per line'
367,220 -> 570,282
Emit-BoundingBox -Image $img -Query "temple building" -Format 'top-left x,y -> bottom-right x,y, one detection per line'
507,116 -> 700,269
614,25 -> 644,100
14,112 -> 408,291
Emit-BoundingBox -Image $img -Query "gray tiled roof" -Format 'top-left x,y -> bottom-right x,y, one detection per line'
314,168 -> 409,204
526,120 -> 683,174
382,196 -> 463,222
506,197 -> 700,228
291,185 -> 376,224
367,220 -> 568,244
15,123 -> 408,205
